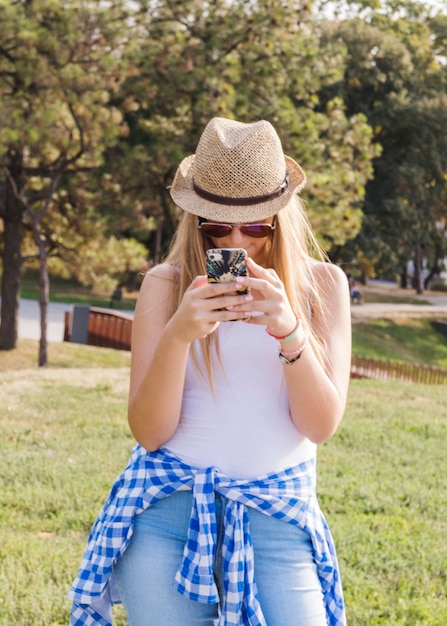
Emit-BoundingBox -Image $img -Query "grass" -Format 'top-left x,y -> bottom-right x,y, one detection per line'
362,291 -> 432,305
0,342 -> 132,625
1,340 -> 446,625
20,275 -> 137,311
352,318 -> 447,368
0,338 -> 131,372
319,380 -> 447,625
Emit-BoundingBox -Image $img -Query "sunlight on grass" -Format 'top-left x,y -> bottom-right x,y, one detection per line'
21,273 -> 138,310
352,318 -> 447,367
0,365 -> 133,625
1,343 -> 446,624
319,380 -> 447,625
362,291 -> 432,305
0,338 -> 131,371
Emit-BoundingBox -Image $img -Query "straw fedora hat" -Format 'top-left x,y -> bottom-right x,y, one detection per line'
169,117 -> 306,222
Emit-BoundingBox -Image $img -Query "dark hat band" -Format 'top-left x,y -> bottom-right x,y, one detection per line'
192,173 -> 289,206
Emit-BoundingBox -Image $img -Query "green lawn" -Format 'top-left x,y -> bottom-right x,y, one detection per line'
1,340 -> 446,625
20,274 -> 137,311
352,318 -> 447,368
319,380 -> 447,625
362,291 -> 432,305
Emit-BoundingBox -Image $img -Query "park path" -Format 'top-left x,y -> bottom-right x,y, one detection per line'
350,286 -> 447,322
18,299 -> 72,342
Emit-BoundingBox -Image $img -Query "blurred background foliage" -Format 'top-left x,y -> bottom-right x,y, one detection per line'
1,0 -> 447,351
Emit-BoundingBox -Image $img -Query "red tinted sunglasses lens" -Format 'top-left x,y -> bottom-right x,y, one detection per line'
239,224 -> 273,238
200,223 -> 232,238
199,220 -> 275,238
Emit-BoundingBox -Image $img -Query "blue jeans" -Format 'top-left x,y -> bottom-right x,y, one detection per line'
114,490 -> 327,625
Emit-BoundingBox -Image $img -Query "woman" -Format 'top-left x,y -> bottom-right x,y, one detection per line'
69,118 -> 351,626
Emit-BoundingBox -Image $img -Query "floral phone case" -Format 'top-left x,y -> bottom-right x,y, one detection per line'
205,248 -> 249,296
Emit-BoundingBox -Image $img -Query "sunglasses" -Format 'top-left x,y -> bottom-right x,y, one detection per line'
198,217 -> 276,239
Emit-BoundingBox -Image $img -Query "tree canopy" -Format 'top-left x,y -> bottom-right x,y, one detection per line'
321,1 -> 447,286
0,0 -> 146,358
1,0 -> 446,361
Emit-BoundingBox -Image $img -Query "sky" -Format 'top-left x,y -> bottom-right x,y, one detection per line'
319,0 -> 446,20
322,0 -> 446,13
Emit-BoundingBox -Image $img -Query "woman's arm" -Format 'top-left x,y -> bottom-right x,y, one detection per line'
127,264 -> 255,451
127,265 -> 189,451
282,262 -> 351,443
234,259 -> 351,444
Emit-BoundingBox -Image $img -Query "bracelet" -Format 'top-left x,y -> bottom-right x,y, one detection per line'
278,329 -> 309,364
266,316 -> 301,342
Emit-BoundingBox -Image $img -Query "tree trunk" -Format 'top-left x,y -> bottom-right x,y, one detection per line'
30,214 -> 49,367
399,265 -> 408,289
0,154 -> 25,350
413,244 -> 423,295
0,219 -> 22,349
424,244 -> 441,290
37,242 -> 49,367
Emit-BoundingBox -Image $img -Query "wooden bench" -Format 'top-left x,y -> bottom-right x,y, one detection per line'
64,307 -> 133,351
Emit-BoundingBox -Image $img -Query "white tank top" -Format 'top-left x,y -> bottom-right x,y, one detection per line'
165,321 -> 315,479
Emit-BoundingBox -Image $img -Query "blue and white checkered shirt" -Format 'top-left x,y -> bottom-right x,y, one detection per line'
68,445 -> 345,625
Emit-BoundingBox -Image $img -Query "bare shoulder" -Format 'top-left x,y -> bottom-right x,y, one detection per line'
311,260 -> 349,299
139,263 -> 177,292
145,262 -> 178,282
135,263 -> 178,317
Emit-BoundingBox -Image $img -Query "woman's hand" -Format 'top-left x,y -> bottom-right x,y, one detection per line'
168,275 -> 255,343
230,257 -> 298,337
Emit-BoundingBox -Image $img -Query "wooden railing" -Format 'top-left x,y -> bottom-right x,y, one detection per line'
351,354 -> 447,384
64,307 -> 133,351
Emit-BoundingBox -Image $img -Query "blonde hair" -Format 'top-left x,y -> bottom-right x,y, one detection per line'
162,196 -> 330,382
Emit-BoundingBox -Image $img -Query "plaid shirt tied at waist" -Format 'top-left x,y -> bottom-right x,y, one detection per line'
68,445 -> 345,626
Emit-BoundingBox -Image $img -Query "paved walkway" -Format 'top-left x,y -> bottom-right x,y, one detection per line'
351,301 -> 447,321
18,299 -> 72,342
350,287 -> 447,321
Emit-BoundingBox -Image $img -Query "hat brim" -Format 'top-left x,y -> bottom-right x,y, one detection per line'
170,154 -> 306,222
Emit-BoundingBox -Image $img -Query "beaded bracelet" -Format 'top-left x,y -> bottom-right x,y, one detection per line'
278,329 -> 309,364
265,316 -> 301,342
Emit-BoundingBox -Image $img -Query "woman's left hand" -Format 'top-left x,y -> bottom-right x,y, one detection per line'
234,257 -> 299,337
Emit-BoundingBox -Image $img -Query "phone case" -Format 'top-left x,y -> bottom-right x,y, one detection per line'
206,248 -> 249,295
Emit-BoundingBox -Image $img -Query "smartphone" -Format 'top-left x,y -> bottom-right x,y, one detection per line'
205,248 -> 249,296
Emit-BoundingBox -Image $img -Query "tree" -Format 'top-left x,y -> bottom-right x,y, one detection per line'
0,0 -> 132,362
1,0 -> 380,365
320,1 -> 447,287
106,0 -> 377,259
